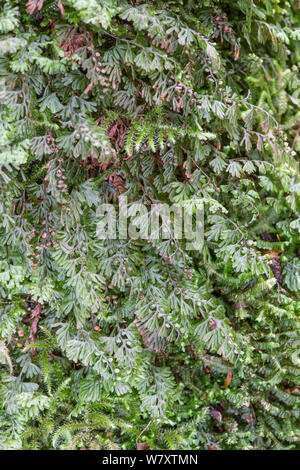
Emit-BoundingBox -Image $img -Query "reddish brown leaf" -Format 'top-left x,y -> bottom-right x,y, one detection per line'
136,419 -> 152,450
26,0 -> 38,14
59,32 -> 87,57
234,45 -> 240,61
210,408 -> 222,422
84,82 -> 94,94
223,370 -> 232,389
271,257 -> 283,285
137,442 -> 150,450
58,1 -> 64,16
26,302 -> 42,356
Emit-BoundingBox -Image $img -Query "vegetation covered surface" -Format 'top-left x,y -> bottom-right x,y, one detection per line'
0,0 -> 299,450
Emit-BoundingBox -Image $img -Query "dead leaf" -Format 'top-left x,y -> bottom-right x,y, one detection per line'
58,1 -> 64,16
26,302 -> 42,356
209,444 -> 217,450
210,408 -> 222,422
137,442 -> 150,450
26,0 -> 39,14
84,82 -> 94,94
223,370 -> 232,389
234,45 -> 240,61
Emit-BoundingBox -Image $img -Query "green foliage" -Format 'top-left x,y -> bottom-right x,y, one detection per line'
0,0 -> 299,450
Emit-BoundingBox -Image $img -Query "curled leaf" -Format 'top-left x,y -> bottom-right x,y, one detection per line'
210,408 -> 222,422
223,370 -> 232,388
137,442 -> 150,450
58,1 -> 65,16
